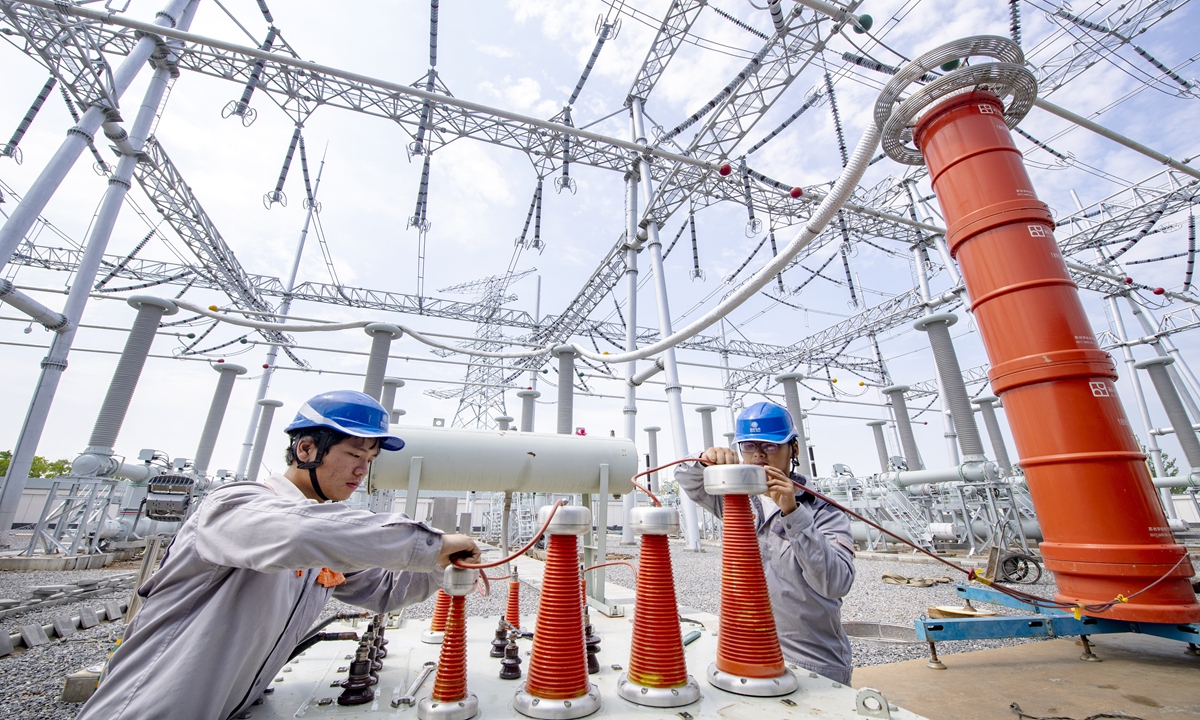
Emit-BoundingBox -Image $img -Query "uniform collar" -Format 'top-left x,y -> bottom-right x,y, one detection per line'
264,473 -> 313,502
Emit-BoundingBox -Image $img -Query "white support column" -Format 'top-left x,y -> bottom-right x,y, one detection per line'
0,6 -> 198,536
1107,294 -> 1177,517
620,168 -> 640,546
629,99 -> 700,551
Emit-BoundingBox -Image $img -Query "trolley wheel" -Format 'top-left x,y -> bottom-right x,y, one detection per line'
998,552 -> 1042,584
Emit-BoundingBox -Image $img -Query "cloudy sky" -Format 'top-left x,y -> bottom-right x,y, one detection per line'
1,0 -> 1198,485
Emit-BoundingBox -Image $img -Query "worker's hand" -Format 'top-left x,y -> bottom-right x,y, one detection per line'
763,466 -> 798,516
437,534 -> 481,569
699,446 -> 740,465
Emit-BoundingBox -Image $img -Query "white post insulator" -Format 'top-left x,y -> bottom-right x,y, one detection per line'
193,362 -> 248,478
644,426 -> 661,493
882,384 -> 923,470
362,323 -> 402,401
381,377 -> 405,420
495,415 -> 514,432
516,389 -> 540,433
246,399 -> 284,483
87,296 -> 179,455
695,405 -> 717,449
972,395 -> 1012,476
867,419 -> 890,473
1136,356 -> 1200,473
552,345 -> 577,434
914,313 -> 986,460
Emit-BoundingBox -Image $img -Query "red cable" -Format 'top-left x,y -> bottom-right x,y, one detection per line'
430,594 -> 468,702
453,500 -> 566,570
429,589 -> 451,633
630,457 -> 706,507
628,533 -> 689,688
716,494 -> 785,678
582,560 -> 637,574
525,534 -> 590,700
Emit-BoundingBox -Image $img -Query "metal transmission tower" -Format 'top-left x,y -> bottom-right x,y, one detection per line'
1033,1 -> 1195,97
426,268 -> 535,428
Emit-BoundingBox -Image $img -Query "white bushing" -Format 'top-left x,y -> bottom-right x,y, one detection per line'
537,504 -> 591,535
628,506 -> 679,536
702,464 -> 767,496
443,565 -> 478,597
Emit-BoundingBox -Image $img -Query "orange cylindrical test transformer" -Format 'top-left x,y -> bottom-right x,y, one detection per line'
914,90 -> 1198,623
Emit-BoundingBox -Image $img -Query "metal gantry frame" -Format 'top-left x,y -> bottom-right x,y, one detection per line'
0,0 -> 1197,553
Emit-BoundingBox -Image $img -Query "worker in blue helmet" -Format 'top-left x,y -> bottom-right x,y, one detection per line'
80,390 -> 480,720
675,401 -> 856,685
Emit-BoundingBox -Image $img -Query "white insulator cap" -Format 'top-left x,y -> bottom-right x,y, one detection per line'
442,565 -> 478,596
629,506 -> 679,535
703,464 -> 767,495
537,504 -> 592,535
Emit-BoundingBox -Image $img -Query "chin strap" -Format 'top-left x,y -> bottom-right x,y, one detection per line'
308,467 -> 329,502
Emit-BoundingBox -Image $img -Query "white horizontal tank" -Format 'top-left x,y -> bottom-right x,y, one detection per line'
368,425 -> 638,494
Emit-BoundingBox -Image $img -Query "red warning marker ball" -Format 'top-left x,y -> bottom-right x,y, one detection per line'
718,163 -> 732,176
1153,287 -> 1165,295
1125,277 -> 1134,284
789,187 -> 802,199
217,358 -> 225,364
263,363 -> 270,369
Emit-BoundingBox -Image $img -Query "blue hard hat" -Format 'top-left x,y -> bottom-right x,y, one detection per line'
734,402 -> 797,444
284,390 -> 405,451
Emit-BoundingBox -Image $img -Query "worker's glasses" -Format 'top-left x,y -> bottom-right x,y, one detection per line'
738,441 -> 784,455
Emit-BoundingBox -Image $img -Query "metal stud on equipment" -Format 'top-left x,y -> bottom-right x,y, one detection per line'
703,464 -> 799,697
419,566 -> 480,720
514,505 -> 600,719
618,506 -> 700,707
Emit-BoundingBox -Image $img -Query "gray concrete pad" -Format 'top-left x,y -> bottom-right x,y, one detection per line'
854,632 -> 1200,719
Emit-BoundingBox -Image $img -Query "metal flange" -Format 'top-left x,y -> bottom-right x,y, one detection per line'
703,464 -> 767,496
616,673 -> 701,707
418,693 -> 479,720
513,683 -> 601,719
705,662 -> 799,697
874,36 -> 1037,165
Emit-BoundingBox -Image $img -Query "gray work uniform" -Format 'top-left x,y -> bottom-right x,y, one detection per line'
78,474 -> 444,720
675,462 -> 856,684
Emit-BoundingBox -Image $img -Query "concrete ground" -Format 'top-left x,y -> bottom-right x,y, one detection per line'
854,632 -> 1200,719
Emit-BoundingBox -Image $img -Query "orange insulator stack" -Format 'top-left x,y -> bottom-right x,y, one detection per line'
514,505 -> 600,719
618,507 -> 699,708
703,465 -> 798,697
505,567 -> 521,629
419,566 -> 479,720
911,88 -> 1199,623
421,589 -> 452,644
